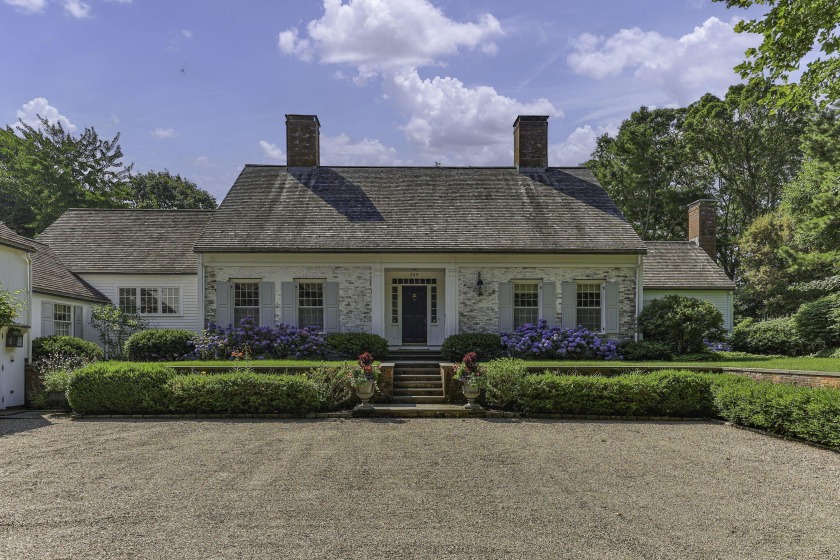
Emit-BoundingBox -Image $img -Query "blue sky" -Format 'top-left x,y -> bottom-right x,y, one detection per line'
1,0 -> 760,200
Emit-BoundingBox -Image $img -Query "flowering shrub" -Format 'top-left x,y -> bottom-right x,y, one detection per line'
189,316 -> 327,360
501,320 -> 621,360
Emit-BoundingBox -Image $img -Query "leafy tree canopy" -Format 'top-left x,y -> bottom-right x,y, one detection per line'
716,0 -> 840,108
127,170 -> 216,210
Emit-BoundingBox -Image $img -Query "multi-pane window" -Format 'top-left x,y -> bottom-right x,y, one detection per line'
119,287 -> 180,315
391,285 -> 399,324
233,282 -> 260,326
513,283 -> 539,328
54,304 -> 72,337
298,282 -> 324,330
577,283 -> 602,332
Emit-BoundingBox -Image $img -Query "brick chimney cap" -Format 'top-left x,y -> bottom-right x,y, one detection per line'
285,114 -> 320,127
688,199 -> 717,208
513,115 -> 549,127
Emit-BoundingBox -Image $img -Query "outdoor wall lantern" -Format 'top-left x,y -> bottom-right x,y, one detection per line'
475,272 -> 485,296
5,328 -> 24,348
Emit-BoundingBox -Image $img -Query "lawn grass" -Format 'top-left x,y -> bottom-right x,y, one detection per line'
519,357 -> 840,373
162,359 -> 352,368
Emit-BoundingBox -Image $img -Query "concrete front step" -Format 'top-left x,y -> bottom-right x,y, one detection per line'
392,395 -> 447,404
393,373 -> 441,380
393,387 -> 443,396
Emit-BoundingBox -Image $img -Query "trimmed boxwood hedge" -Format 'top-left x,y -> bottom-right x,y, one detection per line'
325,332 -> 388,360
167,373 -> 320,415
713,378 -> 840,449
68,362 -> 175,415
125,329 -> 196,362
32,335 -> 104,362
517,370 -> 718,417
441,333 -> 504,362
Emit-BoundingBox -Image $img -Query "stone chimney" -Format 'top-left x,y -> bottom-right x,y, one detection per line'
285,114 -> 320,167
514,115 -> 549,170
688,199 -> 717,261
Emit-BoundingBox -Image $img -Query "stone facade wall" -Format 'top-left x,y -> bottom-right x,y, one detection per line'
205,265 -> 373,332
457,266 -> 638,338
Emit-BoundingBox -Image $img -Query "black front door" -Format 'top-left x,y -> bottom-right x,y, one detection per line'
401,286 -> 428,344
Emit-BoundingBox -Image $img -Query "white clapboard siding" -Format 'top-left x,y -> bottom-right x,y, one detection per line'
643,289 -> 733,332
79,273 -> 202,332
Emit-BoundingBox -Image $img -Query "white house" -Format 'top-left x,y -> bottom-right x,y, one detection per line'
37,209 -> 214,336
0,223 -> 34,409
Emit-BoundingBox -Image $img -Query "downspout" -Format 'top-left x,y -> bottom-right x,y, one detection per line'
635,253 -> 643,342
197,253 -> 205,331
25,251 -> 33,362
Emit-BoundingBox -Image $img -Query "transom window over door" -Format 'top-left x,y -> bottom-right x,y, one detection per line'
577,283 -> 602,332
233,282 -> 260,325
54,304 -> 72,337
298,282 -> 324,330
513,283 -> 539,328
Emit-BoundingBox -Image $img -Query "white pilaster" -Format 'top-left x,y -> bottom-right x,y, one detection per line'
371,260 -> 384,335
445,264 -> 458,336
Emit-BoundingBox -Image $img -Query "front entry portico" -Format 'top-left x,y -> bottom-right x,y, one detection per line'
384,268 -> 446,348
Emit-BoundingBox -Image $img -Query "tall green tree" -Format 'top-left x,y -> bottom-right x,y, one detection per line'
127,170 -> 216,210
0,117 -> 132,236
586,107 -> 707,241
682,81 -> 809,278
716,0 -> 840,108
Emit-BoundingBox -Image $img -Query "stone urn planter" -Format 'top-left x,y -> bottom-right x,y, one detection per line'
461,378 -> 483,411
354,379 -> 376,411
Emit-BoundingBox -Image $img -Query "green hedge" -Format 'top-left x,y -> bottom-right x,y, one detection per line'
713,379 -> 840,449
730,317 -> 813,356
619,340 -> 674,361
517,370 -> 717,417
325,332 -> 388,360
638,295 -> 725,354
67,362 -> 175,414
793,294 -> 840,347
125,329 -> 195,361
441,333 -> 504,362
167,373 -> 319,415
482,358 -> 530,410
32,336 -> 103,362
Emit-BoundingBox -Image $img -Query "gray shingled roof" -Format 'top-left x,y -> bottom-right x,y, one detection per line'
0,222 -> 37,252
644,241 -> 735,290
38,209 -> 214,274
31,242 -> 110,303
194,166 -> 646,254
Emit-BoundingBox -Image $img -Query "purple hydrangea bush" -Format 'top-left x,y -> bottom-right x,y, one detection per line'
501,320 -> 622,360
189,316 -> 327,360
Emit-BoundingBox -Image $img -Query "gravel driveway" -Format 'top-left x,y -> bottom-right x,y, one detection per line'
0,415 -> 838,560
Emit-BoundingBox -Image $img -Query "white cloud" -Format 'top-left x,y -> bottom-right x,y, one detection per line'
387,69 -> 561,164
549,125 -> 615,166
4,0 -> 46,13
259,140 -> 284,161
15,97 -> 76,132
194,155 -> 210,166
567,17 -> 760,104
279,0 -> 502,73
322,134 -> 404,165
151,127 -> 176,138
181,28 -> 193,39
62,0 -> 90,18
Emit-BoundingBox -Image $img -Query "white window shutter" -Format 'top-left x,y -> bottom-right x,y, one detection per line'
281,282 -> 297,326
498,282 -> 513,332
605,282 -> 619,333
259,282 -> 275,327
42,301 -> 55,337
561,283 -> 577,329
73,305 -> 83,338
216,282 -> 231,326
540,283 -> 556,326
324,282 -> 340,333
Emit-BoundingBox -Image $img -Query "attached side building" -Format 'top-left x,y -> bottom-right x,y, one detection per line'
38,209 -> 215,334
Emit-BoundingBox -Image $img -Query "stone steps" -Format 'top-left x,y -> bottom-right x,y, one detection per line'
391,362 -> 444,403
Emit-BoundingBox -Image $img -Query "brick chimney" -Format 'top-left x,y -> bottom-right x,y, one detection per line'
285,114 -> 320,167
514,115 -> 549,170
688,199 -> 717,261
